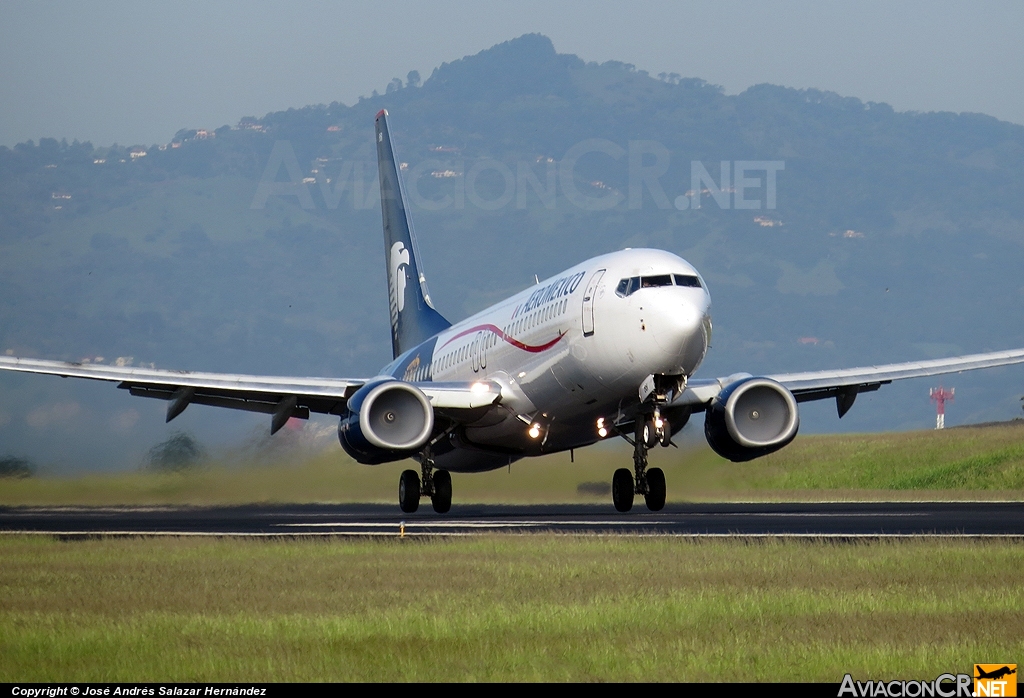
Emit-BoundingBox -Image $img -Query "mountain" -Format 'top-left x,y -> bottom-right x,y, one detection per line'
2,34 -> 1023,471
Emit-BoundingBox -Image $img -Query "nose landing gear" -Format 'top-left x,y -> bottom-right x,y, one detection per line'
641,412 -> 671,449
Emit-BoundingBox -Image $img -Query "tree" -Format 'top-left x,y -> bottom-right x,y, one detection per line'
147,432 -> 205,472
0,457 -> 33,478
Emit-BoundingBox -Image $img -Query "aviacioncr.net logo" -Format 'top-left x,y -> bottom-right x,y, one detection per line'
838,673 -> 973,697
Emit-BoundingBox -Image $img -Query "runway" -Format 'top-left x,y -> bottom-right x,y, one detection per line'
2,501 -> 1023,537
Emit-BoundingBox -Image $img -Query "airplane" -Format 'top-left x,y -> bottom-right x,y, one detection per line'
3,109 -> 1024,514
975,666 -> 1016,681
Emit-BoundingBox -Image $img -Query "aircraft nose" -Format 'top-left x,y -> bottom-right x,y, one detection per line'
651,293 -> 710,372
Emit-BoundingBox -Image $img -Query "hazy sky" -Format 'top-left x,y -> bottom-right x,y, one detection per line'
1,0 -> 1022,147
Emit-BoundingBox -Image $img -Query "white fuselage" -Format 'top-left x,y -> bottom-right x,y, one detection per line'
382,248 -> 712,471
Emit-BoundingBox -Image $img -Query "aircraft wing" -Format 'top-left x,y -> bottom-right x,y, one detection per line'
0,356 -> 503,434
678,348 -> 1024,417
0,355 -> 366,432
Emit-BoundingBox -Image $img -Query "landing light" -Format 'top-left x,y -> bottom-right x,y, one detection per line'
597,417 -> 608,439
528,424 -> 541,439
470,382 -> 490,394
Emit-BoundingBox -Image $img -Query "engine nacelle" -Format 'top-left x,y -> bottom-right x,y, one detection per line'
704,376 -> 799,462
338,379 -> 434,465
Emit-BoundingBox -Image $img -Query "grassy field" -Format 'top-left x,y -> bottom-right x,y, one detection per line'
2,421 -> 1024,505
3,426 -> 1022,682
1,535 -> 1021,682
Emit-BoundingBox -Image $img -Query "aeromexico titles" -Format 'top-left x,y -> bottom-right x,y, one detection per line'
2,109 -> 1024,515
399,269 -> 587,378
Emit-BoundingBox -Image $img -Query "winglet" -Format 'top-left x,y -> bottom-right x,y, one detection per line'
375,110 -> 451,359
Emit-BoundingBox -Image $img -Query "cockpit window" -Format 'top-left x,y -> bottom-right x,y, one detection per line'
674,274 -> 702,288
641,274 -> 673,288
616,276 -> 640,297
616,273 -> 703,297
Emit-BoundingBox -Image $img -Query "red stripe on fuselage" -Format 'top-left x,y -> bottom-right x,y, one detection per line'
438,324 -> 564,353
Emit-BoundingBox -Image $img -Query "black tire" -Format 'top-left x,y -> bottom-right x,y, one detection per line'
399,469 -> 420,513
431,469 -> 452,514
645,467 -> 666,511
612,468 -> 634,512
659,419 -> 671,447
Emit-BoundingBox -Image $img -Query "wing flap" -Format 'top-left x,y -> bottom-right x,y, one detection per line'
124,384 -> 340,418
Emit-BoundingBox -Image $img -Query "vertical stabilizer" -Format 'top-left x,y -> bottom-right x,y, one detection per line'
375,110 -> 451,359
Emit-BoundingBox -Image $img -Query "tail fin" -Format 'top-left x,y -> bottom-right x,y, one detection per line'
375,110 -> 451,359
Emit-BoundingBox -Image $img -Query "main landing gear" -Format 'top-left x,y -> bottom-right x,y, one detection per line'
612,411 -> 669,513
399,453 -> 452,514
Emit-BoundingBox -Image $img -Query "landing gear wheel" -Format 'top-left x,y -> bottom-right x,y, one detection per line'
612,468 -> 634,512
659,420 -> 671,447
642,420 -> 659,448
399,469 -> 420,513
645,467 -> 666,511
431,469 -> 452,514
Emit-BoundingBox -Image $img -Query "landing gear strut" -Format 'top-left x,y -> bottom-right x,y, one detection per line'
612,410 -> 668,512
398,451 -> 452,514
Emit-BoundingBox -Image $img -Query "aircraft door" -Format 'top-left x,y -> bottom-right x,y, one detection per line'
471,334 -> 480,373
478,331 -> 487,370
581,269 -> 606,337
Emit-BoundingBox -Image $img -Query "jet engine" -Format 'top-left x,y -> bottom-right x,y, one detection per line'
338,379 -> 435,464
704,376 -> 799,462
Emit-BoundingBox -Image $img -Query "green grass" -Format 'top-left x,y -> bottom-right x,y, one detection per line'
747,422 -> 1024,493
1,536 -> 1021,681
3,421 -> 1024,506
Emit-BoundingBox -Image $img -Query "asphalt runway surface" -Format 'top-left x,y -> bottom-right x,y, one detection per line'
1,502 -> 1023,537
